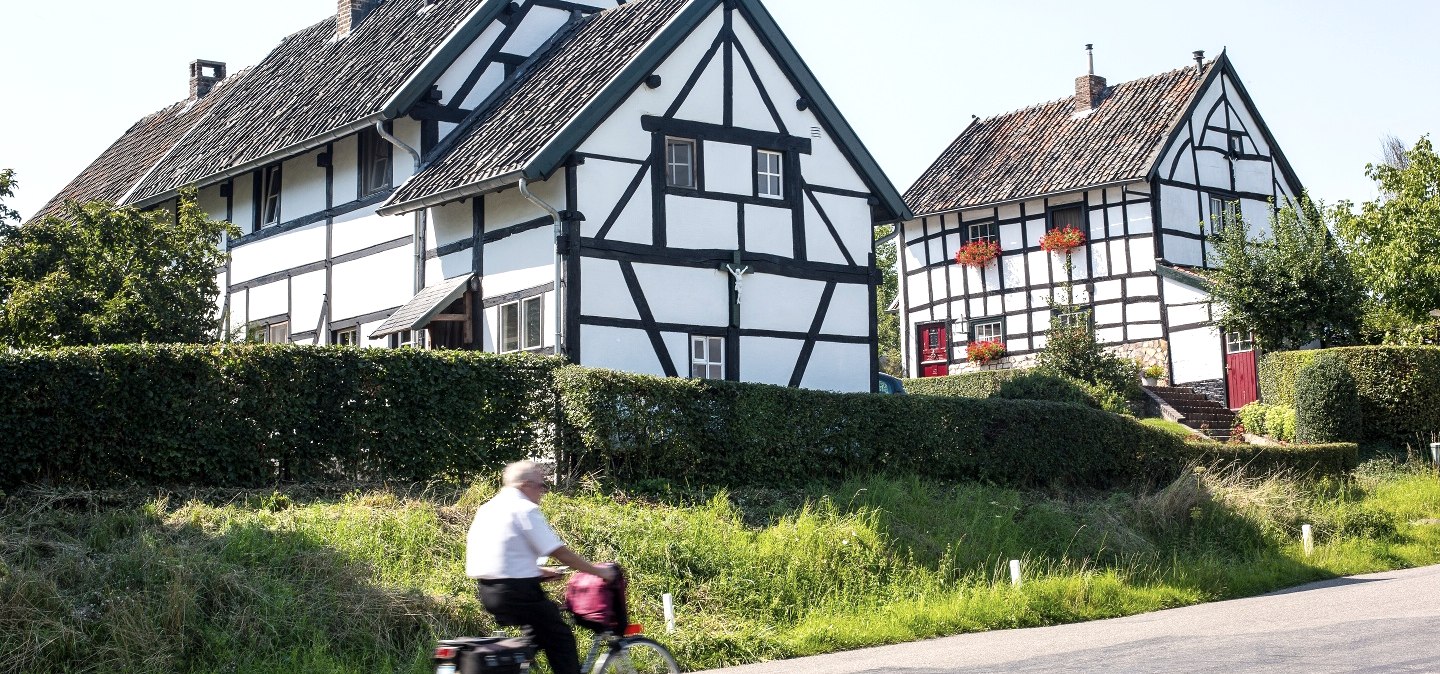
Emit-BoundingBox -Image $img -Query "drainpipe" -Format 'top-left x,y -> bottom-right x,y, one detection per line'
375,121 -> 425,291
519,177 -> 565,359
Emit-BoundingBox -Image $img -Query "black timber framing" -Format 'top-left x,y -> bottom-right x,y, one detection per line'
788,281 -> 836,387
565,161 -> 582,362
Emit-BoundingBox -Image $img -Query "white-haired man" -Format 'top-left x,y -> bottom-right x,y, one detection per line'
467,460 -> 616,674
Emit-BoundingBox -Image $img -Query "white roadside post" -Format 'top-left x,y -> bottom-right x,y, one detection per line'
1302,524 -> 1314,556
1009,559 -> 1022,587
662,593 -> 676,633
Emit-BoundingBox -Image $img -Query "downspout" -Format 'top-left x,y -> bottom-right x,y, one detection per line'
375,120 -> 429,346
519,177 -> 565,359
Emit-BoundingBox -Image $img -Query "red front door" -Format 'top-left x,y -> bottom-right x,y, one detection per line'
1225,331 -> 1258,410
918,323 -> 949,377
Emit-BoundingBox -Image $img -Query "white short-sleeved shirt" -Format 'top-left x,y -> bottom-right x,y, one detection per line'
466,486 -> 565,579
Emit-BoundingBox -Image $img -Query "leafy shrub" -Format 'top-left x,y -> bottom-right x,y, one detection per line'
555,367 -> 1186,491
902,370 -> 1017,398
1265,406 -> 1296,442
994,371 -> 1100,409
1238,402 -> 1270,437
1262,346 -> 1440,448
1294,354 -> 1362,444
1180,442 -> 1359,478
1036,321 -> 1142,404
0,345 -> 562,488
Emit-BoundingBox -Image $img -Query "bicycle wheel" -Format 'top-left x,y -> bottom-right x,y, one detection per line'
597,636 -> 682,674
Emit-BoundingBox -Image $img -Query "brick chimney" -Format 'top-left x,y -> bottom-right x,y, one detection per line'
337,0 -> 383,37
189,60 -> 226,100
1074,44 -> 1106,113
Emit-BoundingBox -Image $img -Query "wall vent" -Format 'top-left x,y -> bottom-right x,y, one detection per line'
810,126 -> 822,139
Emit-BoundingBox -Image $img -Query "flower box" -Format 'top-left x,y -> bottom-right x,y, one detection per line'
954,240 -> 1001,268
966,339 -> 1006,364
1039,225 -> 1086,254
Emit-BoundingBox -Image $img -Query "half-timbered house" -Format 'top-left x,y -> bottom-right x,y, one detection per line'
37,0 -> 908,392
897,49 -> 1302,408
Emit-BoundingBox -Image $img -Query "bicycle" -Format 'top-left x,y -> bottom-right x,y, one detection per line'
433,606 -> 681,674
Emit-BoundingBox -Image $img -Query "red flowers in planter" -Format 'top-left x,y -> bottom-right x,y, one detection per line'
1039,225 -> 1086,254
966,339 -> 1006,364
954,240 -> 1001,267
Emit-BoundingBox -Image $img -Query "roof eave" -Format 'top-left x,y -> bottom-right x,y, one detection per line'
908,177 -> 1146,220
377,169 -> 527,216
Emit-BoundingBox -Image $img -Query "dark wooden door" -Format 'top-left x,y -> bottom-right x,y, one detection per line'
1225,331 -> 1258,410
918,323 -> 949,377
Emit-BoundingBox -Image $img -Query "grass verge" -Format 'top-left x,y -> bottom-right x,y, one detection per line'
2,461 -> 1439,673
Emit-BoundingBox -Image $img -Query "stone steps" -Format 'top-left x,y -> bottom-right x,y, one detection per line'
1146,385 -> 1236,441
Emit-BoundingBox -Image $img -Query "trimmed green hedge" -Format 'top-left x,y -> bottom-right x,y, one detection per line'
556,367 -> 1185,490
1261,347 -> 1440,447
1180,441 -> 1359,478
902,370 -> 1018,398
0,345 -> 562,488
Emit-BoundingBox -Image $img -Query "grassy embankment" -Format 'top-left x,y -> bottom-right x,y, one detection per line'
3,462 -> 1439,673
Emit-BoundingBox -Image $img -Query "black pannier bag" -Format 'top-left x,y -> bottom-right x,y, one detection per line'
436,636 -> 534,674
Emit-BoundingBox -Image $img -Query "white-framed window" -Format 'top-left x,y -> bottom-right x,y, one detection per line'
332,327 -> 359,346
690,335 -> 724,379
968,221 -> 998,244
1226,331 -> 1255,354
1055,307 -> 1090,330
1208,195 -> 1241,235
359,129 -> 393,196
499,296 -> 544,353
972,319 -> 1003,342
389,330 -> 415,349
665,137 -> 696,189
265,321 -> 290,344
756,149 -> 783,198
258,164 -> 282,228
1228,133 -> 1246,155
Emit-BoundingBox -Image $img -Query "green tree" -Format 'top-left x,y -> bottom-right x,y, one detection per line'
1209,194 -> 1363,349
874,224 -> 901,375
1334,136 -> 1440,344
1035,249 -> 1140,413
0,189 -> 239,348
0,169 -> 19,227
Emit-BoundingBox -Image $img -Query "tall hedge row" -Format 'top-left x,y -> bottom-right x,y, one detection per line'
555,367 -> 1185,490
0,345 -> 562,488
1260,346 -> 1440,448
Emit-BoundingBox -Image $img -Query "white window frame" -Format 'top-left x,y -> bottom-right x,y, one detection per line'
756,149 -> 783,199
690,335 -> 724,380
498,295 -> 545,353
1208,195 -> 1241,235
967,220 -> 998,244
333,327 -> 359,346
665,137 -> 696,189
359,129 -> 393,196
389,330 -> 415,349
265,321 -> 290,344
1226,331 -> 1255,354
259,164 -> 282,228
972,319 -> 1003,343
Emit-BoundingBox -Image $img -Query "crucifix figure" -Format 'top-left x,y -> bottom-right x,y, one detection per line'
724,250 -> 754,327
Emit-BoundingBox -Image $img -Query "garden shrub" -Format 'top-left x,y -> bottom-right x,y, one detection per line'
1265,406 -> 1296,442
1238,402 -> 1270,437
1294,354 -> 1362,444
0,345 -> 562,488
1261,346 -> 1440,448
555,366 -> 1186,491
902,370 -> 1017,398
1180,441 -> 1359,478
993,371 -> 1100,409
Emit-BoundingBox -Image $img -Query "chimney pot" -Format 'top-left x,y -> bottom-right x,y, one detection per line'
1074,45 -> 1105,113
337,0 -> 383,37
189,60 -> 226,100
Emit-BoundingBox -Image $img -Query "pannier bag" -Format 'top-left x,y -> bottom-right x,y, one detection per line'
563,562 -> 629,632
435,636 -> 534,674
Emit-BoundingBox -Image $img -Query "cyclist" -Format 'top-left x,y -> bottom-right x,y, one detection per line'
467,460 -> 617,674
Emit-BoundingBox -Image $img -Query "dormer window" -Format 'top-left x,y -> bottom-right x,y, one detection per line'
360,129 -> 393,196
665,137 -> 696,189
756,149 -> 783,198
258,164 -> 282,228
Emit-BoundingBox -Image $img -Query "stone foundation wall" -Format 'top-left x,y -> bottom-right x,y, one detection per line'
1186,379 -> 1227,405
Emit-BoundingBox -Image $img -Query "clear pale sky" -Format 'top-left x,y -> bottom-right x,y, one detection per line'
2,0 -> 1436,221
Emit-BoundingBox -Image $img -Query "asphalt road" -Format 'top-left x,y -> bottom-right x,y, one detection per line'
697,564 -> 1440,673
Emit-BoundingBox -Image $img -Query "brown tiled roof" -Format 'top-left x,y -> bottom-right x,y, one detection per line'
128,0 -> 478,204
904,61 -> 1216,217
389,0 -> 690,207
29,74 -> 243,220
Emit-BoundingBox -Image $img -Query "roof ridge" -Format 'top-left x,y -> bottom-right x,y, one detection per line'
975,58 -> 1218,125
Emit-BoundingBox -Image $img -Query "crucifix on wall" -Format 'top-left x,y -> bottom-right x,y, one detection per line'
724,250 -> 753,328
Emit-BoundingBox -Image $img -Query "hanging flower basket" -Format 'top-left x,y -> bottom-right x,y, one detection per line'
954,240 -> 1001,267
1039,225 -> 1086,254
966,339 -> 1007,364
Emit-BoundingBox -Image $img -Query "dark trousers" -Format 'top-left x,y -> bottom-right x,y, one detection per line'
478,578 -> 580,674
